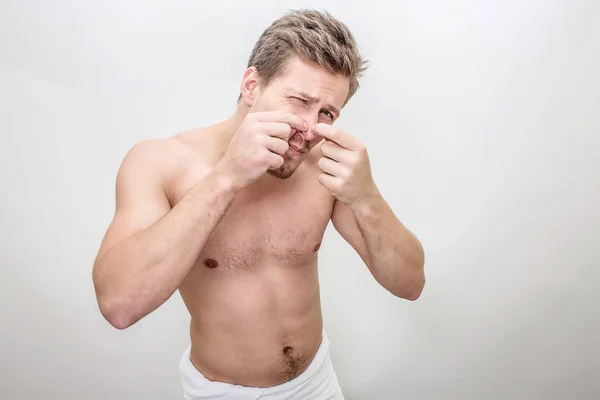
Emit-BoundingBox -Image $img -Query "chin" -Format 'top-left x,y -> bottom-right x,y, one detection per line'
267,161 -> 301,179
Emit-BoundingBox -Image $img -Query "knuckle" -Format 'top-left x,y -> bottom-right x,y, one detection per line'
255,133 -> 267,147
249,119 -> 260,132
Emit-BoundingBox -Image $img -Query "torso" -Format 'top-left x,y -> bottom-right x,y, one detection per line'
165,126 -> 335,387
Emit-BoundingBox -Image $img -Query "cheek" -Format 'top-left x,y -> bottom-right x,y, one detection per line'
307,138 -> 324,151
285,101 -> 305,115
318,114 -> 334,124
252,92 -> 279,112
249,96 -> 265,112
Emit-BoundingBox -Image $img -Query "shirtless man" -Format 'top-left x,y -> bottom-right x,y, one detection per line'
92,9 -> 425,400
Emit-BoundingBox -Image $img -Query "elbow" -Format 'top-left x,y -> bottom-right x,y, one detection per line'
97,296 -> 137,330
404,285 -> 424,301
406,273 -> 426,301
93,264 -> 138,330
106,312 -> 135,331
405,247 -> 425,301
404,274 -> 425,301
386,272 -> 425,301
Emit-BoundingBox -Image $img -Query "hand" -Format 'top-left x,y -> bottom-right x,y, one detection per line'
216,111 -> 308,189
314,123 -> 379,207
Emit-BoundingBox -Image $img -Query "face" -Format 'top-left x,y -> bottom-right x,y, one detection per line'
241,57 -> 350,179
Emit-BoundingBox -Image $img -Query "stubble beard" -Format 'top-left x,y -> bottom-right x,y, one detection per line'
267,131 -> 308,179
267,159 -> 299,179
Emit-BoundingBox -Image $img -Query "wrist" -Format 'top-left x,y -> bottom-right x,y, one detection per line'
209,167 -> 244,194
209,158 -> 245,192
347,187 -> 381,215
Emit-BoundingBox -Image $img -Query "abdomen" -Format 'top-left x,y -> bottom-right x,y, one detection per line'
179,259 -> 324,387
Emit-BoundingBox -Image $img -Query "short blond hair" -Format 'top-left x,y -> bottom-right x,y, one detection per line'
243,9 -> 369,106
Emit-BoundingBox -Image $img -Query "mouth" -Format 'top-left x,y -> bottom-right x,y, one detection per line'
288,130 -> 307,154
289,145 -> 306,154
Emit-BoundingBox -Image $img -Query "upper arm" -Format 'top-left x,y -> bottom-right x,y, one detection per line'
331,200 -> 373,270
95,140 -> 173,261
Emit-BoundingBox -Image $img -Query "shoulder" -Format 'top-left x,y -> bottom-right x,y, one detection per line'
115,133 -> 204,194
118,137 -> 192,176
123,124 -> 220,167
120,128 -> 222,197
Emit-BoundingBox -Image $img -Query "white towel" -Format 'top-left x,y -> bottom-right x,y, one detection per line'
179,330 -> 345,400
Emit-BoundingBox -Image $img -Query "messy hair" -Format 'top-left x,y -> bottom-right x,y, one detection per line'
241,9 -> 369,106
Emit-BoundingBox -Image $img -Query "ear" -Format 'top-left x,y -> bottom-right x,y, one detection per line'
239,67 -> 260,107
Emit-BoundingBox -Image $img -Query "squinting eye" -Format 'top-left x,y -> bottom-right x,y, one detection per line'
292,97 -> 308,104
320,110 -> 333,119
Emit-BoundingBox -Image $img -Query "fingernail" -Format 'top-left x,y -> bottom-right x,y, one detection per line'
304,121 -> 309,131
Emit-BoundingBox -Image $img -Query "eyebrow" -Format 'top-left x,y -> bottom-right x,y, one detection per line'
287,88 -> 341,118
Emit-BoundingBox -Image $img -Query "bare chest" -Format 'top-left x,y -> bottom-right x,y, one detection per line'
171,166 -> 334,271
209,204 -> 330,270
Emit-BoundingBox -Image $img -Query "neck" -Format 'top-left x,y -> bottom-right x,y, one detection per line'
218,103 -> 250,144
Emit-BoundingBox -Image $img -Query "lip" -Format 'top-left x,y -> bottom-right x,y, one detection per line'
289,145 -> 306,154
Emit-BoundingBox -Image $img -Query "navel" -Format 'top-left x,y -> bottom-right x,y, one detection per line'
313,242 -> 321,252
281,345 -> 300,379
204,258 -> 219,269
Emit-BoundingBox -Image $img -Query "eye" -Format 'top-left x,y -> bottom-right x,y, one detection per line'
320,110 -> 334,120
292,96 -> 308,104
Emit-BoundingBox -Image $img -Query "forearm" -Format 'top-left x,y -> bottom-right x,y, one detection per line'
349,193 -> 425,299
94,170 -> 239,327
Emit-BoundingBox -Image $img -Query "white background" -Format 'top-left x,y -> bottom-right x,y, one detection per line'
1,1 -> 599,399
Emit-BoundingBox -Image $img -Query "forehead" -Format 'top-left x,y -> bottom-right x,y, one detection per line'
273,57 -> 349,108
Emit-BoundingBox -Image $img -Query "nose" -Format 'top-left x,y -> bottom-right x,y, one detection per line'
300,114 -> 320,141
304,125 -> 319,141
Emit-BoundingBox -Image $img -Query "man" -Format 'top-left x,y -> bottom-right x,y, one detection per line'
92,9 -> 425,400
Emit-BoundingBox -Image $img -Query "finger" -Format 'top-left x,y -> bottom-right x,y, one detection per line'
264,136 -> 290,156
320,139 -> 353,163
257,111 -> 308,133
266,152 -> 284,170
317,156 -> 347,177
317,172 -> 341,192
262,122 -> 293,140
313,124 -> 361,150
